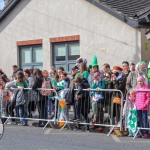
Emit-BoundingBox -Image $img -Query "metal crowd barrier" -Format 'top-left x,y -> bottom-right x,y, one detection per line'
125,89 -> 150,139
0,87 -> 124,136
56,88 -> 124,136
0,88 -> 57,129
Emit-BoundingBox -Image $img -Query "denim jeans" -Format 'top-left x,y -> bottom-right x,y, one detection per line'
48,97 -> 55,116
19,103 -> 28,125
137,110 -> 149,134
74,100 -> 81,120
63,105 -> 69,121
38,96 -> 48,125
92,101 -> 104,124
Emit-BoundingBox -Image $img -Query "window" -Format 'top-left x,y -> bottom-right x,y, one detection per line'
52,42 -> 80,72
19,45 -> 43,70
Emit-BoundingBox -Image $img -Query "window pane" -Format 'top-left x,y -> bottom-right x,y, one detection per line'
54,45 -> 66,61
68,43 -> 80,60
20,47 -> 31,64
33,46 -> 43,62
22,66 -> 32,70
54,64 -> 66,71
33,65 -> 43,70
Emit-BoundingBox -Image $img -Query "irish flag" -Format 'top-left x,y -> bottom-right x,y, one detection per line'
55,96 -> 66,127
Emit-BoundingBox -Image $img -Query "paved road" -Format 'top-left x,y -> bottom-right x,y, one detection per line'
0,125 -> 150,150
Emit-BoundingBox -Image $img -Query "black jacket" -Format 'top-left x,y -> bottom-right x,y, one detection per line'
32,78 -> 43,91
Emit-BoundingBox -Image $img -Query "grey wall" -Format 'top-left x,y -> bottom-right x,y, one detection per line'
0,0 -> 141,75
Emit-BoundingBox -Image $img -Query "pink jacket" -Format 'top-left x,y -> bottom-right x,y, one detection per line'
135,84 -> 150,110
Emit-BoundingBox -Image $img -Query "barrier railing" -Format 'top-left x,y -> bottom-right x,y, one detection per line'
56,88 -> 124,136
0,88 -> 57,129
125,89 -> 150,139
0,87 -> 124,136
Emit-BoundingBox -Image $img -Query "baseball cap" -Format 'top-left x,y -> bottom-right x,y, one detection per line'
72,66 -> 78,70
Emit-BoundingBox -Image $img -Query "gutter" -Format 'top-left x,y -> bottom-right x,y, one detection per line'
0,0 -> 21,22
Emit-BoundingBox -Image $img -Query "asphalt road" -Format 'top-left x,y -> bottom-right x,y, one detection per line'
0,125 -> 150,150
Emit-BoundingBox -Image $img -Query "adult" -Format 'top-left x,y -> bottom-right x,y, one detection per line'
32,69 -> 43,127
12,65 -> 18,79
69,66 -> 79,120
24,69 -> 36,118
75,57 -> 88,80
122,61 -> 130,78
126,61 -> 149,92
129,63 -> 135,72
111,66 -> 126,124
101,63 -> 111,76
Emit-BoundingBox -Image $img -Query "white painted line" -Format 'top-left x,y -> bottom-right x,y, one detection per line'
44,128 -> 53,134
111,134 -> 121,143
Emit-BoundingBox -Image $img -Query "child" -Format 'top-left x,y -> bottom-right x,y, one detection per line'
56,71 -> 69,126
74,76 -> 90,131
135,76 -> 150,139
15,71 -> 28,126
123,90 -> 137,137
90,72 -> 105,131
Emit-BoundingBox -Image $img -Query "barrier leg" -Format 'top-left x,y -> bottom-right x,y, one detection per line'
133,128 -> 142,139
43,120 -> 53,129
60,121 -> 72,131
4,117 -> 10,125
107,125 -> 115,136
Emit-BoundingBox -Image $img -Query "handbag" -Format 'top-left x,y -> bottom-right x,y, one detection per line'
113,96 -> 121,105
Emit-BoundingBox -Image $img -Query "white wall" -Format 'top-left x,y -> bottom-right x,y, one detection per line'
0,0 -> 141,75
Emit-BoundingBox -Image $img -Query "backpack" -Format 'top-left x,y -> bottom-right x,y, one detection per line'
40,78 -> 52,96
82,78 -> 90,89
64,88 -> 73,104
16,90 -> 26,107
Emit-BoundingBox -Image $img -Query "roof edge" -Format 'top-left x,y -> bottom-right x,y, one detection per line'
86,0 -> 139,28
0,0 -> 21,23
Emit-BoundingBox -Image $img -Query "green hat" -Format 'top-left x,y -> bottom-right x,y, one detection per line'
136,61 -> 146,68
91,55 -> 98,67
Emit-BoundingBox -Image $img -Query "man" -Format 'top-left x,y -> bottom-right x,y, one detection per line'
129,63 -> 135,72
11,65 -> 18,80
126,61 -> 149,91
66,66 -> 79,121
122,61 -> 130,78
69,66 -> 79,105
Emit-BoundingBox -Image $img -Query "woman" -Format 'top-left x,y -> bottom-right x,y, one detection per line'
111,66 -> 126,125
32,69 -> 43,127
75,57 -> 88,80
24,69 -> 36,118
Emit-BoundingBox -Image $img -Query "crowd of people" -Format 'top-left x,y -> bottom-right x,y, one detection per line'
0,56 -> 150,138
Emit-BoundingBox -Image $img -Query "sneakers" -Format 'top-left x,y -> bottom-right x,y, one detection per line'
128,134 -> 133,137
137,134 -> 142,138
98,127 -> 103,131
90,125 -> 95,129
6,120 -> 16,125
142,134 -> 149,139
